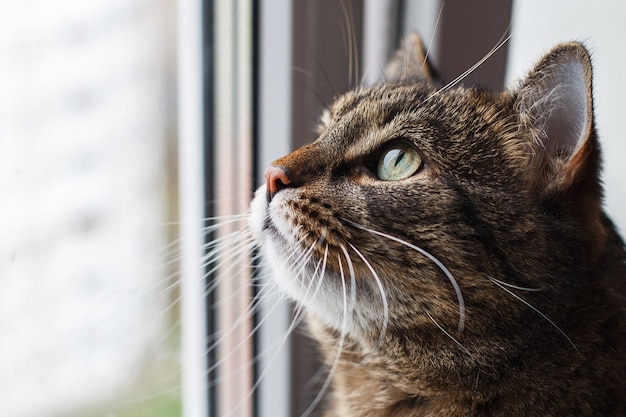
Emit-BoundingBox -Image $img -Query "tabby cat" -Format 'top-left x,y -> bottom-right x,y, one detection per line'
249,35 -> 626,416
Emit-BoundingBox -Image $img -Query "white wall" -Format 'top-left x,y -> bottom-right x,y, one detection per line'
506,0 -> 626,235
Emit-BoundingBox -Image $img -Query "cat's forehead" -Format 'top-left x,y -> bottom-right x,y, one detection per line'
320,82 -> 511,158
327,82 -> 507,129
328,82 -> 432,122
320,83 -> 434,154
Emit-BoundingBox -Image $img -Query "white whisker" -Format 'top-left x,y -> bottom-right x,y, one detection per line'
301,252 -> 349,417
427,23 -> 513,101
425,310 -> 470,354
202,226 -> 252,251
488,276 -> 543,292
207,279 -> 276,349
220,241 -> 327,417
422,1 -> 445,74
204,284 -> 280,376
347,242 -> 389,350
487,276 -> 578,352
202,238 -> 256,299
343,218 -> 466,334
339,244 -> 357,311
338,0 -> 359,86
307,244 -> 331,304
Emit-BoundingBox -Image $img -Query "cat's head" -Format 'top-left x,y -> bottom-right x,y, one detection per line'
250,35 -> 604,352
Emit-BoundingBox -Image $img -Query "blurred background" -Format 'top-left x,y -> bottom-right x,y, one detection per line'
0,0 -> 180,416
0,1 -> 624,417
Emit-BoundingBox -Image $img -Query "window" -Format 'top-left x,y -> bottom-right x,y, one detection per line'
0,1 -> 180,416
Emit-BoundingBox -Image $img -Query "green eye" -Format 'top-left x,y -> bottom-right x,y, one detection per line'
376,143 -> 423,181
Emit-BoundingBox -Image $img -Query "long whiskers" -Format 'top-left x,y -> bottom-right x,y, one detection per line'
338,0 -> 359,86
301,251 -> 350,417
487,276 -> 578,352
488,276 -> 543,292
224,244 -> 330,417
425,310 -> 469,354
422,2 -> 445,74
426,20 -> 514,102
339,244 -> 357,311
343,218 -> 466,334
347,243 -> 389,350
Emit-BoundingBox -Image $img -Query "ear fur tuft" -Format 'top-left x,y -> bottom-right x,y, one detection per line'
384,34 -> 437,83
513,42 -> 597,194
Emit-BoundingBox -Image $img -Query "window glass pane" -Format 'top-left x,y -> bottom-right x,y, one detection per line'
0,1 -> 180,415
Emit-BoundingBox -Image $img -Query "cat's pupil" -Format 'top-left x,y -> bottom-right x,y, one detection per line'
393,150 -> 406,167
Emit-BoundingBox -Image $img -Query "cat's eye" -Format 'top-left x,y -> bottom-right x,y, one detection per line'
376,143 -> 423,181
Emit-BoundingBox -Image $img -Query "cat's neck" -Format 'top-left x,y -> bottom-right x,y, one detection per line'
317,334 -> 626,417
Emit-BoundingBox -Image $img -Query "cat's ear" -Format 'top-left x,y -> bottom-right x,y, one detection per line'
513,42 -> 606,251
384,34 -> 437,83
513,42 -> 599,196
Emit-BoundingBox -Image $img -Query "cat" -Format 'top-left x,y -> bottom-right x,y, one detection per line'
249,35 -> 626,416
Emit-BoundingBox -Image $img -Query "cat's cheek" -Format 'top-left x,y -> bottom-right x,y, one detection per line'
261,236 -> 302,298
250,189 -> 302,295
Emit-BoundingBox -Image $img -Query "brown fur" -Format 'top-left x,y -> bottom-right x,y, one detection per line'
251,36 -> 626,416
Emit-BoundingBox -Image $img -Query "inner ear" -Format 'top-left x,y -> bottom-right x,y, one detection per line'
526,59 -> 588,158
514,42 -> 595,188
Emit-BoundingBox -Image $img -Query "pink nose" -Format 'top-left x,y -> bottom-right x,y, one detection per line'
265,166 -> 291,200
